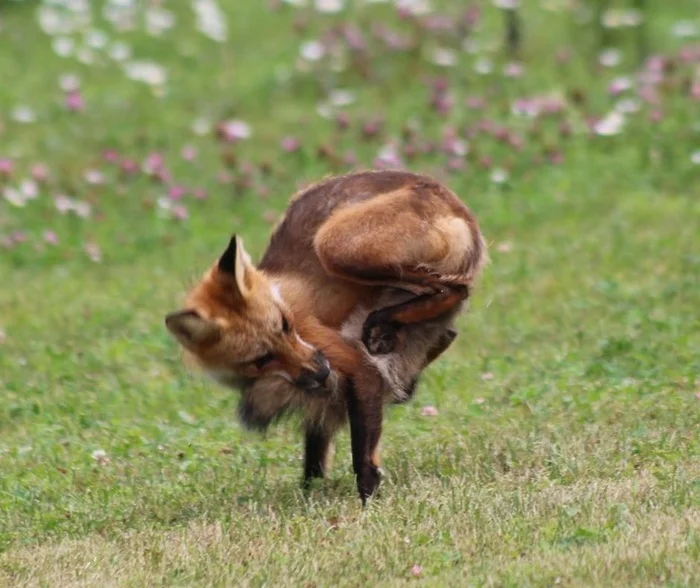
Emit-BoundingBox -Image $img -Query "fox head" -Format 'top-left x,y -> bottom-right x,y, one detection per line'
165,235 -> 330,391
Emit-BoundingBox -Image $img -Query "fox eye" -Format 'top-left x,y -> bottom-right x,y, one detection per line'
253,353 -> 275,369
281,315 -> 290,334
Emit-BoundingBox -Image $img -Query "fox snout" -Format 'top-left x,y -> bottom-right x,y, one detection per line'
295,351 -> 331,391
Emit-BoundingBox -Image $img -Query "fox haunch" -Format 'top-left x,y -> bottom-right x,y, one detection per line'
165,170 -> 487,504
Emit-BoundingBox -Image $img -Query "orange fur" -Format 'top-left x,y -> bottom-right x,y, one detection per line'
164,170 -> 488,503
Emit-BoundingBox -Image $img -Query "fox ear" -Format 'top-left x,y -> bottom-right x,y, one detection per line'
218,234 -> 252,299
165,310 -> 221,348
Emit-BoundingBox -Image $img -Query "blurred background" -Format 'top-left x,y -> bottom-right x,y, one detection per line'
0,1 -> 698,585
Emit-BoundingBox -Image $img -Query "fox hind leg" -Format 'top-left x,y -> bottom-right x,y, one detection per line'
362,286 -> 468,355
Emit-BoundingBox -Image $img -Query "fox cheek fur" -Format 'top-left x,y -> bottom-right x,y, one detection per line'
164,170 -> 487,504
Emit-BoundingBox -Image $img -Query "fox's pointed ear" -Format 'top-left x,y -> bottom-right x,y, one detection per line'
165,310 -> 221,349
218,234 -> 252,299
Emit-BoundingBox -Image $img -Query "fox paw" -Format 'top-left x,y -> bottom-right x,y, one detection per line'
362,321 -> 398,355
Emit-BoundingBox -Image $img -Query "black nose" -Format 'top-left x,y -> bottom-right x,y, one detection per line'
295,352 -> 331,390
313,352 -> 330,384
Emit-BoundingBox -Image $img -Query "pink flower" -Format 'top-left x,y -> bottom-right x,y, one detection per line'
217,170 -> 233,184
172,204 -> 189,220
43,230 -> 59,245
691,82 -> 700,102
446,157 -> 465,172
410,564 -> 423,577
336,112 -> 351,130
280,136 -> 301,153
649,110 -> 664,123
504,62 -> 524,78
421,406 -> 438,417
168,185 -> 187,200
11,231 -> 26,244
342,150 -> 356,166
0,158 -> 14,176
181,145 -> 197,161
465,96 -> 486,109
216,119 -> 252,142
84,169 -> 104,185
102,150 -> 120,164
121,159 -> 139,175
31,163 -> 50,182
143,152 -> 164,174
193,187 -> 208,200
65,90 -> 85,112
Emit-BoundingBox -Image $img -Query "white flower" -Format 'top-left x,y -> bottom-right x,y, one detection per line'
672,21 -> 698,39
146,7 -> 175,36
220,119 -> 252,139
602,9 -> 643,29
92,449 -> 109,464
490,168 -> 508,184
59,73 -> 81,91
594,112 -> 625,136
52,37 -> 75,58
315,0 -> 344,13
84,242 -> 102,262
300,40 -> 325,61
493,0 -> 520,9
109,41 -> 131,61
124,61 -> 167,86
11,106 -> 36,124
691,151 -> 700,165
474,57 -> 493,75
451,139 -> 468,157
193,0 -> 228,42
3,187 -> 26,207
84,170 -> 105,185
396,0 -> 432,15
66,0 -> 90,14
84,29 -> 108,49
599,48 -> 622,67
20,179 -> 39,199
429,47 -> 457,67
328,89 -> 355,107
76,47 -> 95,65
38,7 -> 67,36
192,117 -> 211,135
615,98 -> 640,114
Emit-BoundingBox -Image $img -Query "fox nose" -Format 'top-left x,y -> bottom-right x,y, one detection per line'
295,352 -> 330,390
313,352 -> 330,384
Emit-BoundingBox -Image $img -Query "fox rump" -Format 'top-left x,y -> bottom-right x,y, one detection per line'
165,170 -> 487,503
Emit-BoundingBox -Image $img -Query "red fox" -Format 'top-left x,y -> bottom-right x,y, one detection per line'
165,170 -> 487,503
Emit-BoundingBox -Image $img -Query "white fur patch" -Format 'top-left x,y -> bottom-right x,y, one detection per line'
270,283 -> 284,304
296,333 -> 314,350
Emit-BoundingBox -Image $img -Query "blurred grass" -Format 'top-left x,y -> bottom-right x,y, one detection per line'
1,1 -> 699,586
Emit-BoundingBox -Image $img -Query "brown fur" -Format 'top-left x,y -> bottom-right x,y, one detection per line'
165,170 -> 488,504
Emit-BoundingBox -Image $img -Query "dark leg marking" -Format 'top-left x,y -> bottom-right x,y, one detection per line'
302,426 -> 332,490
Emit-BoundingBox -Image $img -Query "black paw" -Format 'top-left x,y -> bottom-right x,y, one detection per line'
358,465 -> 382,506
362,320 -> 398,355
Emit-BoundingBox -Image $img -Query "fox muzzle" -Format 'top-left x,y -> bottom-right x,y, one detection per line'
294,351 -> 331,390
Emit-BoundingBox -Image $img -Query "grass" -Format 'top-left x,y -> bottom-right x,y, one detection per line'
1,0 -> 699,585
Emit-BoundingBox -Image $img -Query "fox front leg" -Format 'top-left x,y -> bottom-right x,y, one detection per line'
346,377 -> 383,505
302,424 -> 334,490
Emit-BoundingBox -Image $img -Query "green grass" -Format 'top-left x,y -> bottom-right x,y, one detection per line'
1,1 -> 699,586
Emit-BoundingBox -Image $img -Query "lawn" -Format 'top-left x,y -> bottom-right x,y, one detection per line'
1,1 -> 699,586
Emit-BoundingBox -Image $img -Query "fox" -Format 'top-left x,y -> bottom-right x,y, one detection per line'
165,170 -> 487,504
